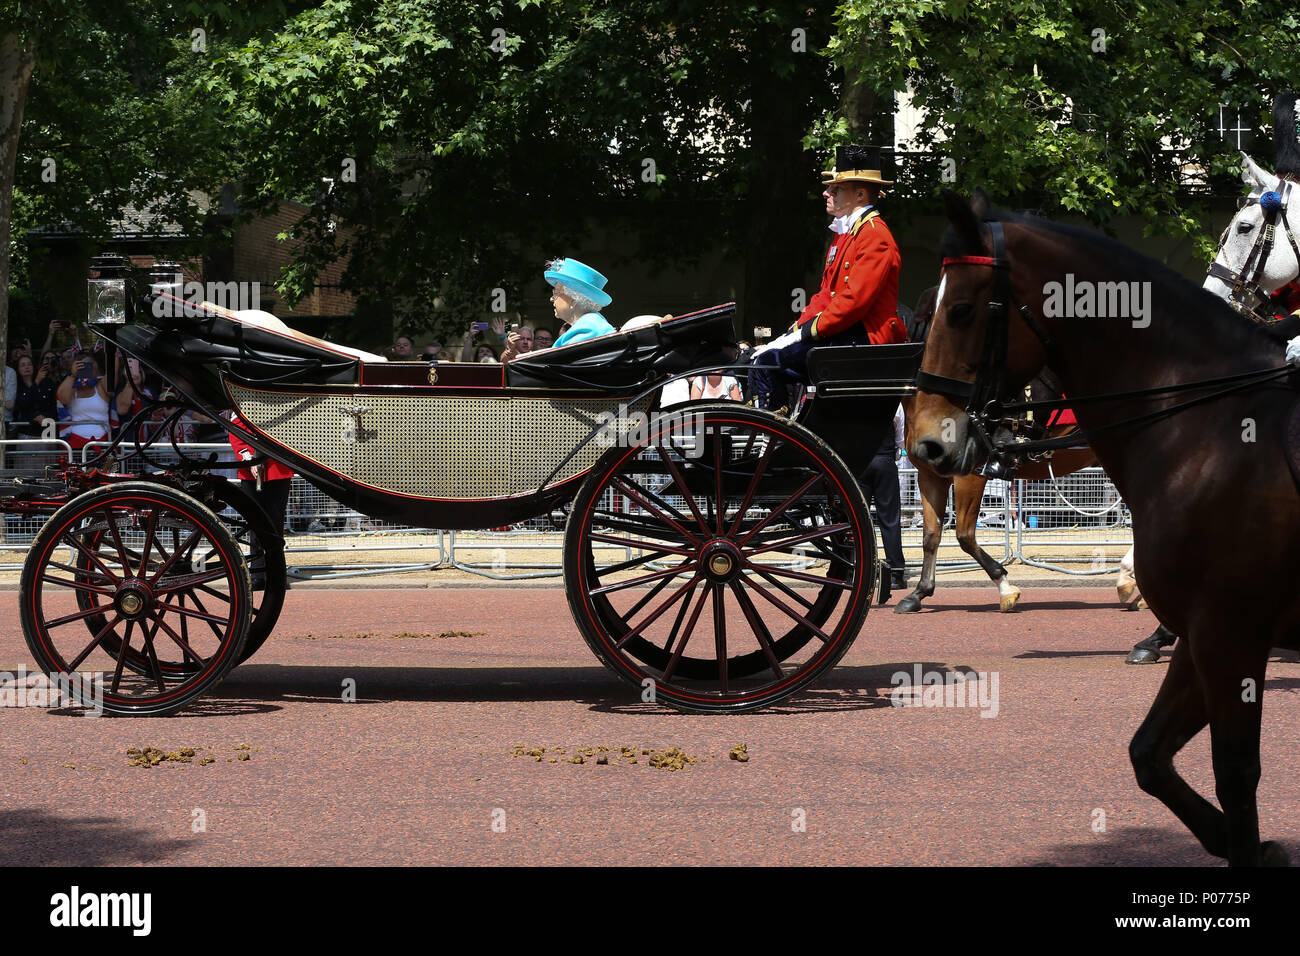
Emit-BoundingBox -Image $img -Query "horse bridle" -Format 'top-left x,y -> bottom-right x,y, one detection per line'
1207,177 -> 1300,321
914,221 -> 1056,471
913,219 -> 1299,475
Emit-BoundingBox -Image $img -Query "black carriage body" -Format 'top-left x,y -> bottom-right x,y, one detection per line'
16,287 -> 928,717
796,342 -> 925,477
96,294 -> 923,528
104,298 -> 740,528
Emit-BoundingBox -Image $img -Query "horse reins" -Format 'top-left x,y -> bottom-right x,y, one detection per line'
1207,177 -> 1300,321
915,221 -> 1056,457
916,220 -> 1298,463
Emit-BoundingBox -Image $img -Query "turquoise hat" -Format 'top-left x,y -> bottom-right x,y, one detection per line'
544,257 -> 612,308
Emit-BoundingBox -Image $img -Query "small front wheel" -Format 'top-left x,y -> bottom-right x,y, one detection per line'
564,404 -> 875,713
20,482 -> 251,716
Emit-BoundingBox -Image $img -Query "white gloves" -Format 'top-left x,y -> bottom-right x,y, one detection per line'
1287,335 -> 1300,366
750,325 -> 803,361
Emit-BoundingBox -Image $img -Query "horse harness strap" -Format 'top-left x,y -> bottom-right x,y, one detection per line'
915,223 -> 1057,409
1209,178 -> 1300,321
916,219 -> 1300,461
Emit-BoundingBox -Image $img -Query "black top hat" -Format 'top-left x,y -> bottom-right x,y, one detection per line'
822,144 -> 894,186
1275,92 -> 1300,176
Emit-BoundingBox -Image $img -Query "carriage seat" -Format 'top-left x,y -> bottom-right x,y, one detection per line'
225,309 -> 387,363
504,303 -> 739,391
805,342 -> 924,398
144,291 -> 388,365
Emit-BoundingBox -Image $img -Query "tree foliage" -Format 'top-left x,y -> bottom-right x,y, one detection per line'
831,0 -> 1300,254
204,0 -> 837,338
3,1 -> 303,342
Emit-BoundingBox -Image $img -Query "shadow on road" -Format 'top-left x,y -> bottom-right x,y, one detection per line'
899,600 -> 1117,614
0,808 -> 185,866
1015,649 -> 1136,660
213,661 -> 987,714
1015,825 -> 1299,866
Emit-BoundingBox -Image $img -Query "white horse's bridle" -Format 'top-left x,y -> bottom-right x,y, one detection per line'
1207,177 -> 1300,321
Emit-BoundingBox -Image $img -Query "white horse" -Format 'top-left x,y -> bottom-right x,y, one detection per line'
1204,150 -> 1300,319
1122,142 -> 1300,662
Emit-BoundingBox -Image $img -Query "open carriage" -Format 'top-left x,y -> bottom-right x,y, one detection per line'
5,266 -> 922,716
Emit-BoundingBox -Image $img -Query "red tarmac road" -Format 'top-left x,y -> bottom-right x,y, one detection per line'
2,586 -> 1298,866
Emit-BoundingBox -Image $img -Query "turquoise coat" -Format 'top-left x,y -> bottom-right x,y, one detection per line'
553,312 -> 614,348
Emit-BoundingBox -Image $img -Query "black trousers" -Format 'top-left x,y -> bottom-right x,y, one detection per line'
860,452 -> 905,572
241,478 -> 291,535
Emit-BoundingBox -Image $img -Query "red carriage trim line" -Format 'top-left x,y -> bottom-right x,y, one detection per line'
942,255 -> 1003,267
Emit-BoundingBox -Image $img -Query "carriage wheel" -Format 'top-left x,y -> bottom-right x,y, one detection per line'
21,482 -> 251,716
582,547 -> 850,678
77,479 -> 285,674
564,404 -> 875,713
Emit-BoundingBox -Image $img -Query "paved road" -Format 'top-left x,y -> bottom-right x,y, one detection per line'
2,587 -> 1298,866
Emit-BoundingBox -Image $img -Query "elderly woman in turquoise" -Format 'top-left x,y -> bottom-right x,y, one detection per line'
545,258 -> 614,347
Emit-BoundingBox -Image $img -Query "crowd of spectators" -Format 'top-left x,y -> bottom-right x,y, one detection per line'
3,319 -> 214,457
379,317 -> 559,366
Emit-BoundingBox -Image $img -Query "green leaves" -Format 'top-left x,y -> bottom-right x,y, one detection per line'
831,0 -> 1300,241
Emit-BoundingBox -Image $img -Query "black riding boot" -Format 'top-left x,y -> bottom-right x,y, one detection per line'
1124,624 -> 1177,665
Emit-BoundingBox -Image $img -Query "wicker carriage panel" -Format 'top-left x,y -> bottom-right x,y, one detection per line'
227,384 -> 652,499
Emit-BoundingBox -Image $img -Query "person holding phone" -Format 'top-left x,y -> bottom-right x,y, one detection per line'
55,350 -> 111,450
499,324 -> 534,362
40,317 -> 80,357
459,318 -> 506,362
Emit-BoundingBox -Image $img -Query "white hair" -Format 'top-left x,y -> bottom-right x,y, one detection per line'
545,257 -> 601,315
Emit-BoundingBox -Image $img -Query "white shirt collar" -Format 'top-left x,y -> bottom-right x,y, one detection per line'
830,204 -> 873,234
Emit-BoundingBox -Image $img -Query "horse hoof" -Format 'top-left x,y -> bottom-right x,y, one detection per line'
894,595 -> 922,614
1118,584 -> 1144,611
999,588 -> 1021,612
1137,597 -> 1148,610
1261,841 -> 1291,867
1125,647 -> 1161,664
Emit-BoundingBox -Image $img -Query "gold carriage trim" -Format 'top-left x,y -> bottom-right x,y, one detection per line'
226,383 -> 654,500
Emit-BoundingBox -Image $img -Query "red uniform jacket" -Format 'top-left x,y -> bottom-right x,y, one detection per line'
1270,281 -> 1300,317
228,415 -> 295,482
798,208 -> 907,344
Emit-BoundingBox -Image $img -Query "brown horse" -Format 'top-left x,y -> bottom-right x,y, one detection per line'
910,188 -> 1298,866
897,407 -> 1095,613
897,287 -> 1097,613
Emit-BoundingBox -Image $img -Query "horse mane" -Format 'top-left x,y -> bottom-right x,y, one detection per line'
939,210 -> 1279,353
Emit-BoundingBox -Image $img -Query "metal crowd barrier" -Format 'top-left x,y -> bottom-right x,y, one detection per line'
2,439 -> 1133,579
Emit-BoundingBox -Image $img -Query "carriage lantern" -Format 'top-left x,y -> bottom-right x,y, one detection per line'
86,254 -> 133,325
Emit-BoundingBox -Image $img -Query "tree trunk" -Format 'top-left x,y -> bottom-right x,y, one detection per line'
1,32 -> 37,472
740,61 -> 823,344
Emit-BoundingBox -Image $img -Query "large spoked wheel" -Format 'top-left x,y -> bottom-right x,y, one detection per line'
20,482 -> 251,716
564,403 -> 875,713
76,479 -> 286,674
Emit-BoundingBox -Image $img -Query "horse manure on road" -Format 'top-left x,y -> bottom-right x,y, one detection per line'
127,744 -> 261,767
510,744 -> 709,771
